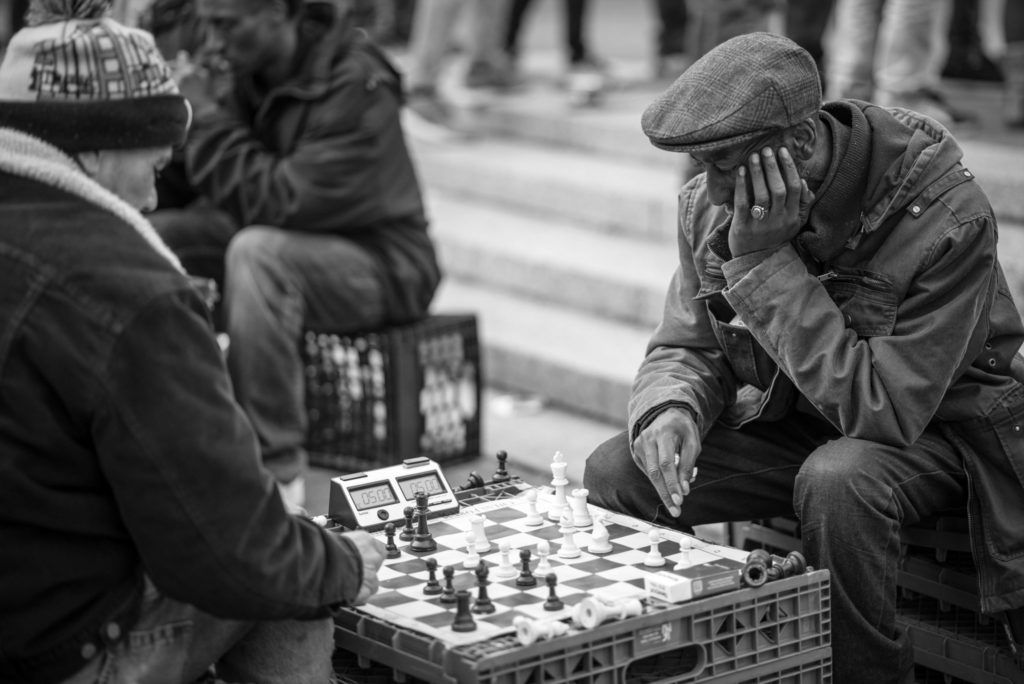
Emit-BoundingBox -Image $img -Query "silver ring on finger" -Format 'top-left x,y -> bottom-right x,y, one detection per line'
750,204 -> 768,221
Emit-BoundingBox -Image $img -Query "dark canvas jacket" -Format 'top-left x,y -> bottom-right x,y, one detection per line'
630,101 -> 1024,614
0,129 -> 364,684
182,3 -> 440,323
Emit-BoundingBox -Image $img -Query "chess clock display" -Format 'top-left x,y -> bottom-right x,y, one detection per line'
328,456 -> 459,531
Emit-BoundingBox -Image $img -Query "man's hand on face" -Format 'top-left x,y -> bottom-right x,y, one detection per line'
728,146 -> 814,258
631,408 -> 701,519
341,529 -> 387,605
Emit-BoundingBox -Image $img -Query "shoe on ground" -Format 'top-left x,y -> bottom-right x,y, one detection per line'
464,59 -> 520,91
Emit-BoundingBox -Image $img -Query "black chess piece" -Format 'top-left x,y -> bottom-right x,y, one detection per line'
399,506 -> 415,541
516,548 -> 537,587
439,565 -> 457,604
409,491 -> 436,553
451,589 -> 477,632
471,562 -> 495,614
423,557 -> 443,595
781,550 -> 807,578
492,450 -> 511,483
384,522 -> 401,559
543,573 -> 563,611
458,471 -> 485,491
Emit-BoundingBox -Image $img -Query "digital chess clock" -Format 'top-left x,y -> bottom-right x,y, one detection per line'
327,456 -> 459,531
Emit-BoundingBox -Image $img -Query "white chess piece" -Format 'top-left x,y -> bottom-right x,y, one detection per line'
557,509 -> 580,559
470,514 -> 491,552
514,616 -> 570,646
524,488 -> 544,526
588,514 -> 612,554
548,451 -> 569,521
570,488 -> 593,528
463,530 -> 481,569
673,535 -> 693,570
574,596 -> 644,630
644,528 -> 666,567
536,540 -> 552,574
494,540 -> 518,579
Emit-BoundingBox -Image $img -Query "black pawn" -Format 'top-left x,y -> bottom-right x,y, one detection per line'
516,548 -> 537,587
439,565 -> 457,604
472,562 -> 495,614
492,450 -> 511,483
423,557 -> 443,595
451,589 -> 477,632
458,471 -> 485,491
384,522 -> 401,559
543,573 -> 563,611
399,506 -> 415,541
409,491 -> 436,553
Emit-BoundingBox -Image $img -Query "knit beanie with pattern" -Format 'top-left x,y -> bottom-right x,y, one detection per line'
0,0 -> 190,152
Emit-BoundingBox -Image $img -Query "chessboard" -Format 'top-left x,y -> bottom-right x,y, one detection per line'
358,486 -> 750,648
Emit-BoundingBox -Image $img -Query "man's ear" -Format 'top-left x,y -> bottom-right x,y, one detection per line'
76,150 -> 102,178
789,120 -> 816,162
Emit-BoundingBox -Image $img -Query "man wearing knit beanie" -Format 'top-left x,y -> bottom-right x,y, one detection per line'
0,2 -> 385,682
584,32 -> 1024,683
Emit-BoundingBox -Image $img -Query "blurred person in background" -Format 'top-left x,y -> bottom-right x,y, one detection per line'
149,0 -> 442,508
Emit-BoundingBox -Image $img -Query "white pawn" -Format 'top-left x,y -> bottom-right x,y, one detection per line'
673,535 -> 693,570
524,488 -> 544,526
536,540 -> 552,574
644,528 -> 665,567
494,540 -> 518,579
463,530 -> 481,569
588,514 -> 612,554
557,510 -> 580,559
574,596 -> 644,630
570,488 -> 593,528
470,514 -> 491,553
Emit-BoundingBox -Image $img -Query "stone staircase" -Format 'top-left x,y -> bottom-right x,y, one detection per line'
413,72 -> 1024,429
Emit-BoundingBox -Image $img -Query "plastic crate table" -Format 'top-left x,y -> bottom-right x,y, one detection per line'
303,314 -> 481,472
331,487 -> 832,684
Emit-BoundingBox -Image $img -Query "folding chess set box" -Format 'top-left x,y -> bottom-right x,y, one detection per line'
303,313 -> 481,473
322,456 -> 833,684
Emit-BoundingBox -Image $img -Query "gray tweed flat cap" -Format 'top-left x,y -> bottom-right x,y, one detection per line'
642,32 -> 822,153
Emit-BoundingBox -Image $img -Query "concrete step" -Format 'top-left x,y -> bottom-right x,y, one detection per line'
411,135 -> 680,243
469,83 -> 1024,225
431,278 -> 652,426
427,191 -> 676,329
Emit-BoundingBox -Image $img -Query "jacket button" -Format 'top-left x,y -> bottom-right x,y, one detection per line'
911,205 -> 921,214
1014,425 -> 1022,433
985,342 -> 993,350
106,622 -> 121,640
964,170 -> 973,178
989,358 -> 997,367
81,642 -> 98,659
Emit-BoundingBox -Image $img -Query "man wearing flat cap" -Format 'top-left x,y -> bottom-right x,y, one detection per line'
585,32 -> 1024,683
0,1 -> 384,682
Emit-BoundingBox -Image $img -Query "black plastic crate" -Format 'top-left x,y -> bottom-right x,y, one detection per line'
333,570 -> 831,684
303,314 -> 481,472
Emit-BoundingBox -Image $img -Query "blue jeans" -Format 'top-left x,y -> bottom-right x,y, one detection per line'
583,411 -> 967,684
60,577 -> 334,684
826,0 -> 949,101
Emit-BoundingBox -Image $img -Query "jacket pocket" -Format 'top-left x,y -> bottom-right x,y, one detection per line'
819,268 -> 898,337
709,315 -> 777,391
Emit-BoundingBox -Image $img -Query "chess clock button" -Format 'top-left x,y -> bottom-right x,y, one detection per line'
377,509 -> 390,521
80,642 -> 98,660
105,622 -> 121,640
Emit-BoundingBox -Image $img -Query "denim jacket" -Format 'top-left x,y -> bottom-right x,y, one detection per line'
0,130 -> 363,683
630,101 -> 1024,614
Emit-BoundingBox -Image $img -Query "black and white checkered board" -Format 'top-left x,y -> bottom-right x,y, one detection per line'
358,488 -> 748,647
